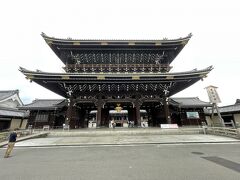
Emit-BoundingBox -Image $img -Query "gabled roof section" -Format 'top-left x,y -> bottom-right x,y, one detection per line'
0,90 -> 23,107
19,99 -> 66,110
0,106 -> 29,118
170,97 -> 211,108
0,90 -> 19,101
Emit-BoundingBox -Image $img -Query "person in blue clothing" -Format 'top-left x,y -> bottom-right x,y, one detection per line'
4,128 -> 18,158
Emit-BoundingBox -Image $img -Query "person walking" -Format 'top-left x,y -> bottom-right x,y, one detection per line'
4,128 -> 18,158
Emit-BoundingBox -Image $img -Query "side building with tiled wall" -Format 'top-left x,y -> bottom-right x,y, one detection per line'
205,99 -> 240,127
0,90 -> 28,130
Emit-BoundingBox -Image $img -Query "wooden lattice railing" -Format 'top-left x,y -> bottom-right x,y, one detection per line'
64,64 -> 172,73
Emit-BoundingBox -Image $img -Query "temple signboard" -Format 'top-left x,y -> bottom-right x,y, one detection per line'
205,85 -> 221,104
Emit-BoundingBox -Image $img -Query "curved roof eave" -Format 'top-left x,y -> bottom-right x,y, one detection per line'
170,97 -> 212,107
41,32 -> 192,44
19,66 -> 213,78
19,99 -> 66,110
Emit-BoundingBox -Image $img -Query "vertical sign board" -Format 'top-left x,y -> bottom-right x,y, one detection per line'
205,85 -> 225,126
205,85 -> 221,104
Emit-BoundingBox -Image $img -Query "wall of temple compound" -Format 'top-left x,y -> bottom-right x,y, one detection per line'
9,118 -> 27,130
205,116 -> 213,126
234,114 -> 240,127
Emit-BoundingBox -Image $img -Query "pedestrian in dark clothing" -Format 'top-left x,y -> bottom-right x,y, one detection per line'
4,129 -> 18,158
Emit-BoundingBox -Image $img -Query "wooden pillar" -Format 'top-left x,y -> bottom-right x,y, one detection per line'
101,109 -> 109,127
52,108 -> 57,128
97,105 -> 102,127
163,96 -> 171,124
136,103 -> 141,127
65,97 -> 77,129
146,109 -> 152,127
78,109 -> 85,128
84,110 -> 89,128
128,107 -> 135,124
65,98 -> 72,126
95,99 -> 104,128
134,99 -> 142,127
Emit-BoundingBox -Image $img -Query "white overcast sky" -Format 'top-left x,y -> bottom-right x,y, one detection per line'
0,0 -> 239,106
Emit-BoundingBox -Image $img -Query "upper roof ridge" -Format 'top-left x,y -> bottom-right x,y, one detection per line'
41,32 -> 192,42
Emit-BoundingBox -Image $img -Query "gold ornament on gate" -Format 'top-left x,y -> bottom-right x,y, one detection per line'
115,104 -> 122,113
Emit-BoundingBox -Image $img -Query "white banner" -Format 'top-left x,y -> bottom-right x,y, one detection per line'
161,124 -> 179,129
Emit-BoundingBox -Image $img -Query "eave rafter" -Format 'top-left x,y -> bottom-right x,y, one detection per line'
41,33 -> 192,67
19,66 -> 213,98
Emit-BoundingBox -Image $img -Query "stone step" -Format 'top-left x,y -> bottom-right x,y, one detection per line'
46,128 -> 204,137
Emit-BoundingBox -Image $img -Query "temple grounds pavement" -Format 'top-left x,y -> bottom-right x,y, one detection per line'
1,128 -> 240,179
1,127 -> 239,147
11,134 -> 240,147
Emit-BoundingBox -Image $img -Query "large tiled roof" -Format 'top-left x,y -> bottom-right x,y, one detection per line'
205,99 -> 240,114
19,99 -> 66,110
216,99 -> 240,113
170,97 -> 211,107
19,66 -> 212,98
0,107 -> 28,117
218,104 -> 240,113
0,90 -> 18,101
20,97 -> 211,111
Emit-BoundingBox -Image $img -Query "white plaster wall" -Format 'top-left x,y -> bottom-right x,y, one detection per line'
0,94 -> 23,108
205,116 -> 213,126
20,119 -> 28,129
234,114 -> 240,127
9,119 -> 22,130
207,115 -> 222,126
0,99 -> 17,108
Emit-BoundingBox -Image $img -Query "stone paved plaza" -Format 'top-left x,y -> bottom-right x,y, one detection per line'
13,134 -> 240,147
1,129 -> 240,179
1,143 -> 240,180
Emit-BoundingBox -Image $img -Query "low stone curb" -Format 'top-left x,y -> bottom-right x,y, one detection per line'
0,132 -> 49,148
13,140 -> 240,148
